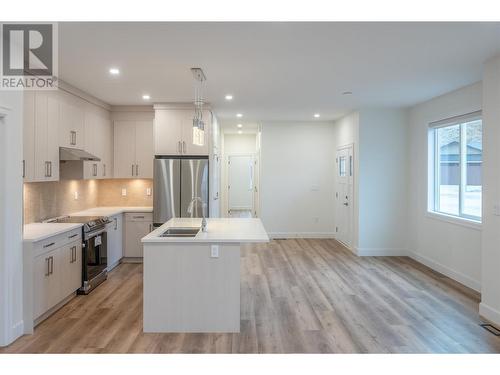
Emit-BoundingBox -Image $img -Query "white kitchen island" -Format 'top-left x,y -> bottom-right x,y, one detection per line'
141,218 -> 269,333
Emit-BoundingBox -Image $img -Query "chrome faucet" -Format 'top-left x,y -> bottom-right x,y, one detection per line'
187,197 -> 207,232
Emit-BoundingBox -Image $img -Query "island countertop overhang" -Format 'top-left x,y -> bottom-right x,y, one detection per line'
141,218 -> 270,244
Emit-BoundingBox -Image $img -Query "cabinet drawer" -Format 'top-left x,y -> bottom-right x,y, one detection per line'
125,212 -> 152,222
33,228 -> 82,257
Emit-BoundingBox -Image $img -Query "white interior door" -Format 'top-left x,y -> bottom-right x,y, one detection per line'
335,146 -> 354,248
228,155 -> 254,211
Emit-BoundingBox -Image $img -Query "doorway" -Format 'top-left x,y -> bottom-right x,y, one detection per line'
221,129 -> 261,218
228,154 -> 255,217
335,144 -> 354,248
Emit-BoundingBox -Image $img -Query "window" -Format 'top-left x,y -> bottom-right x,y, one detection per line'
429,112 -> 482,222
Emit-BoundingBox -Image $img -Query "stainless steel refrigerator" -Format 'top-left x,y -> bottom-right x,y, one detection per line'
153,156 -> 209,226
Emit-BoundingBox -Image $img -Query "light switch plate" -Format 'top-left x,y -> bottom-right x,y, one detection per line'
74,191 -> 79,200
210,245 -> 219,258
121,188 -> 127,196
146,188 -> 152,196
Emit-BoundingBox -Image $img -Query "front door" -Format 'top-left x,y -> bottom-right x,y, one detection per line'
335,145 -> 354,248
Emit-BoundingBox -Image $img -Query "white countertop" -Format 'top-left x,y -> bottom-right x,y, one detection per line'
70,206 -> 153,217
24,206 -> 153,242
142,218 -> 269,244
23,223 -> 83,242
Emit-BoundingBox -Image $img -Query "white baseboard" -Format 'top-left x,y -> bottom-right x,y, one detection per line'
354,247 -> 408,256
408,251 -> 481,292
268,232 -> 336,239
479,302 -> 500,325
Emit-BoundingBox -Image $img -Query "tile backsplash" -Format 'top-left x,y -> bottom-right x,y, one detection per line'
24,178 -> 153,224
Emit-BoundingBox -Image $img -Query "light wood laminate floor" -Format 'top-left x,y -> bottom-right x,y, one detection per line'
2,239 -> 500,353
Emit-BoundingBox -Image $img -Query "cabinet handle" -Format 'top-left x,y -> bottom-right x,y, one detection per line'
48,161 -> 52,177
114,217 -> 118,230
22,160 -> 25,178
44,161 -> 49,177
68,233 -> 78,239
103,163 -> 106,177
43,242 -> 55,248
93,163 -> 97,177
149,224 -> 153,232
178,141 -> 182,154
45,258 -> 50,277
132,164 -> 134,176
133,216 -> 145,219
49,256 -> 54,275
136,164 -> 139,176
70,131 -> 77,146
183,141 -> 186,154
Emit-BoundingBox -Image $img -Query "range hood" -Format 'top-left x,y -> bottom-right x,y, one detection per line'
59,147 -> 100,161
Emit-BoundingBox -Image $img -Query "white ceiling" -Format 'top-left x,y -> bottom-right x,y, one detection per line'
59,22 -> 500,122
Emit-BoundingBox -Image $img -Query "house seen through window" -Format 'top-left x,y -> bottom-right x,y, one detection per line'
430,113 -> 482,221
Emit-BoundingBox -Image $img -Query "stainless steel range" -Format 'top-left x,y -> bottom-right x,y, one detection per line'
45,215 -> 111,294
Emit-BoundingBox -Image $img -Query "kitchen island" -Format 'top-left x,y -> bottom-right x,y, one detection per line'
141,218 -> 269,333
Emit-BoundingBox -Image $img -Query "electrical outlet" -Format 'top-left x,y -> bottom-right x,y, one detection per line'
210,245 -> 219,258
74,191 -> 79,200
121,188 -> 127,196
146,188 -> 152,196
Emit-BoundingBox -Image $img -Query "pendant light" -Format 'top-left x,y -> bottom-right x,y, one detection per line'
191,68 -> 206,146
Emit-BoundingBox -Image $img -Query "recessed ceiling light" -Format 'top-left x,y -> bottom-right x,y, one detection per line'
109,68 -> 120,75
314,113 -> 320,118
236,113 -> 243,118
237,124 -> 243,128
142,94 -> 151,100
225,94 -> 233,101
342,91 -> 353,95
238,130 -> 243,134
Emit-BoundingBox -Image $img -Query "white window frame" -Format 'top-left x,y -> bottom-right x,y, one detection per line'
428,111 -> 482,224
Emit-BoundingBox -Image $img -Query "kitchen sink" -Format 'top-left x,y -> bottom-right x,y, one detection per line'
159,227 -> 200,237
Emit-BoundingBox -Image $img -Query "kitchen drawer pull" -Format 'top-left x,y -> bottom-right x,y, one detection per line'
132,164 -> 134,176
70,131 -> 77,146
68,233 -> 78,239
103,163 -> 106,177
22,160 -> 25,178
49,256 -> 54,275
133,216 -> 145,219
114,218 -> 118,230
43,242 -> 55,248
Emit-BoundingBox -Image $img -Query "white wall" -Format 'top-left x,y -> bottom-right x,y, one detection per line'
224,134 -> 257,154
260,122 -> 336,238
480,56 -> 500,324
333,109 -> 408,255
0,90 -> 24,346
407,82 -> 483,291
357,109 -> 408,255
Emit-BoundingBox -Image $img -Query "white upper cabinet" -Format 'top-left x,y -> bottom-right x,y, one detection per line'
83,105 -> 112,180
23,91 -> 35,182
114,120 -> 153,178
59,91 -> 85,149
23,91 -> 60,182
154,108 -> 210,156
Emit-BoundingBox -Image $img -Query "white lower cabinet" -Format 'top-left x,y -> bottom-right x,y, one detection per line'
32,239 -> 82,320
24,229 -> 83,331
33,248 -> 61,319
124,213 -> 153,258
107,214 -> 123,269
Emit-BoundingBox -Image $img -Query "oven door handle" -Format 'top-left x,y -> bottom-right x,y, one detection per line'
84,228 -> 107,241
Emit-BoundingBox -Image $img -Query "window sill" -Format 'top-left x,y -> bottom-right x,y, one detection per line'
425,211 -> 482,231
